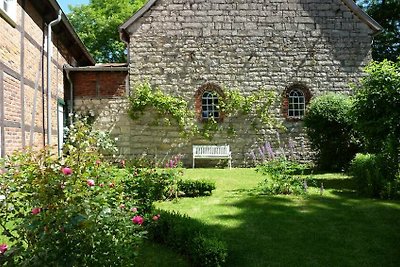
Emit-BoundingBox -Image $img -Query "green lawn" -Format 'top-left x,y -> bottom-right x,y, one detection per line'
156,168 -> 400,266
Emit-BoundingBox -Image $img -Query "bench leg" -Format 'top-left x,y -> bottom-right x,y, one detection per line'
229,158 -> 232,169
193,157 -> 195,168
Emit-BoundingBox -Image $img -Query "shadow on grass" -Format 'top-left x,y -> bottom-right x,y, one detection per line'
157,172 -> 400,266
308,177 -> 356,191
208,193 -> 400,266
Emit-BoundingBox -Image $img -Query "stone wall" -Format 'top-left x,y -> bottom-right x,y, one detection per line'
78,0 -> 375,167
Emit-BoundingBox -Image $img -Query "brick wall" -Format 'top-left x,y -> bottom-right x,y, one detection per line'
1,1 -> 73,156
71,71 -> 127,98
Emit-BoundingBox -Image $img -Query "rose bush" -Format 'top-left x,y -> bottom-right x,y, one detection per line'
0,118 -> 156,266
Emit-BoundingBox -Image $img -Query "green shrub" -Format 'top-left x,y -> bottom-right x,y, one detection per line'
0,118 -> 156,266
352,59 -> 400,181
124,168 -> 174,213
177,180 -> 216,197
148,211 -> 227,267
192,234 -> 228,267
304,93 -> 359,171
350,153 -> 382,197
257,158 -> 309,195
350,153 -> 400,199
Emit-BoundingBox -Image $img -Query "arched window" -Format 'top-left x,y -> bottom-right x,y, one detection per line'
282,84 -> 311,120
195,82 -> 224,122
201,91 -> 219,119
288,89 -> 305,118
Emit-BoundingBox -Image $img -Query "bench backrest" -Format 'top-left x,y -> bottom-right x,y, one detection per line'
193,145 -> 230,156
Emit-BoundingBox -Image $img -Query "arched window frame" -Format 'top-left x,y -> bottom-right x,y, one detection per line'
282,84 -> 312,121
194,83 -> 224,122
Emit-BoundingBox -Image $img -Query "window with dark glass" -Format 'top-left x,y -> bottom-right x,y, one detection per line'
201,91 -> 219,119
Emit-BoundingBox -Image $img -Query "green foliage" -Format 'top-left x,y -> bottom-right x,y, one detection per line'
177,180 -> 216,197
350,153 -> 400,199
148,211 -> 227,267
126,168 -> 175,213
221,88 -> 278,129
128,82 -> 196,137
68,0 -> 146,62
0,118 -> 156,266
128,82 -> 279,140
64,116 -> 118,156
350,153 -> 383,197
357,0 -> 400,61
304,93 -> 359,171
257,158 -> 309,195
352,59 -> 400,180
191,235 -> 228,267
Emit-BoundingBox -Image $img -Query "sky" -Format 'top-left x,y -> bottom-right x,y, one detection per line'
58,0 -> 90,13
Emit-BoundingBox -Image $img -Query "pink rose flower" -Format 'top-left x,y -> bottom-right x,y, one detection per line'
131,207 -> 138,213
99,183 -> 104,187
109,182 -> 115,188
119,204 -> 125,209
120,160 -> 126,168
131,215 -> 144,225
61,167 -> 72,175
87,179 -> 95,186
0,243 -> 8,254
152,215 -> 159,221
96,160 -> 101,166
31,207 -> 41,215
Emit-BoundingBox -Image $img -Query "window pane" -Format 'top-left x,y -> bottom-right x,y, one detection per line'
288,89 -> 305,118
201,91 -> 220,119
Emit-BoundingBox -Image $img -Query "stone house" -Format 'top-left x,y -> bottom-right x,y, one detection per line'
0,0 -> 94,157
74,0 -> 382,166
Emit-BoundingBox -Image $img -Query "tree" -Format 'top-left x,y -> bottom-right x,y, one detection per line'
68,0 -> 146,63
357,0 -> 400,61
352,59 -> 400,179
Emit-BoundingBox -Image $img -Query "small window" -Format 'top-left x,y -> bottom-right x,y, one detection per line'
195,82 -> 224,122
288,89 -> 305,118
201,91 -> 219,119
0,0 -> 17,25
282,84 -> 311,121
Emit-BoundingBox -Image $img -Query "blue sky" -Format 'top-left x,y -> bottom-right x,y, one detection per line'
58,0 -> 90,13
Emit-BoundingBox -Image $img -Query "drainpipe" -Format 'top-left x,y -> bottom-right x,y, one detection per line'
47,10 -> 62,146
65,66 -> 74,123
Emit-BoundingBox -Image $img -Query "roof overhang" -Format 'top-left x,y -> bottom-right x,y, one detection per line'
65,63 -> 128,72
341,0 -> 383,35
119,0 -> 158,43
29,0 -> 95,66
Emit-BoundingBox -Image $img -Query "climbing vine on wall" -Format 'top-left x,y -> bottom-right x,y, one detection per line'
128,82 -> 280,140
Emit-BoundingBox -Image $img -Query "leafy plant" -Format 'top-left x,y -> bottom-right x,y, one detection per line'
177,180 -> 216,197
350,153 -> 400,199
148,210 -> 227,267
0,118 -> 157,266
128,82 -> 280,140
352,59 -> 400,181
304,93 -> 359,171
257,158 -> 309,195
128,82 -> 195,137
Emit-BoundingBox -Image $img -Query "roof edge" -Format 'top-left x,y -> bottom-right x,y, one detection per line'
341,0 -> 383,34
64,65 -> 128,72
47,0 -> 95,65
119,0 -> 158,43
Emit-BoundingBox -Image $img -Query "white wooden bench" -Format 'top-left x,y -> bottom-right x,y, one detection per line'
192,145 -> 232,169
